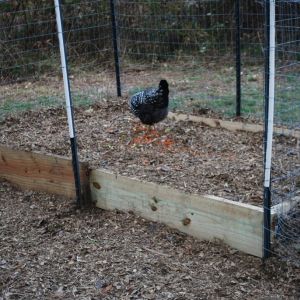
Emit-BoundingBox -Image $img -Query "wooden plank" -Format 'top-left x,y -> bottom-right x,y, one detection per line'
0,145 -> 89,200
90,169 -> 264,258
168,112 -> 300,138
2,146 -> 296,258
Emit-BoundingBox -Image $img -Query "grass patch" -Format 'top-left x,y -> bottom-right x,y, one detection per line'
0,93 -> 98,121
0,96 -> 63,114
0,65 -> 298,126
73,93 -> 97,107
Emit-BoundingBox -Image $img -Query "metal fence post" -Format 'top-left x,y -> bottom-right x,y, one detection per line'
110,0 -> 122,97
54,0 -> 82,207
235,0 -> 241,117
263,0 -> 276,259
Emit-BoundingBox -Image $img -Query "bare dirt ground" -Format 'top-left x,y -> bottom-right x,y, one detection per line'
0,98 -> 297,205
0,181 -> 299,300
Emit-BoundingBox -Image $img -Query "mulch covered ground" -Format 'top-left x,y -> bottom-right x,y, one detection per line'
0,181 -> 299,299
0,98 -> 297,205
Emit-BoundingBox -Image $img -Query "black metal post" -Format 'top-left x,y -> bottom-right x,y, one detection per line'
263,186 -> 271,259
235,0 -> 241,117
55,0 -> 82,208
263,0 -> 271,259
110,0 -> 121,97
70,136 -> 82,207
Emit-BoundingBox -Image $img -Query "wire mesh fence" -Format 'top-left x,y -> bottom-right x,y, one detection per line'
0,0 -> 114,121
0,0 -> 277,120
269,0 -> 300,265
117,0 -> 266,118
0,0 -> 299,264
0,1 -> 60,120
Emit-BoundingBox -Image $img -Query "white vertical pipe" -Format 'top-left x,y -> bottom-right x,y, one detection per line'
264,0 -> 276,188
54,0 -> 74,138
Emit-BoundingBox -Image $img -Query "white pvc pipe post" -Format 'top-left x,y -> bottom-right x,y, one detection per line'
54,0 -> 75,138
54,0 -> 82,206
264,0 -> 276,189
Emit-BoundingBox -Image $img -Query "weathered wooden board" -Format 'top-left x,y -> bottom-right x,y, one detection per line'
2,145 -> 294,258
168,112 -> 300,138
90,169 -> 264,257
0,145 -> 89,200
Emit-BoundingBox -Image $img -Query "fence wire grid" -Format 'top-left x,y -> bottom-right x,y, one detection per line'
269,0 -> 300,265
0,0 -> 299,264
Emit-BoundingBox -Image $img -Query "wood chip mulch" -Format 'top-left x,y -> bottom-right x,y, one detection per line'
0,181 -> 299,299
0,98 -> 297,205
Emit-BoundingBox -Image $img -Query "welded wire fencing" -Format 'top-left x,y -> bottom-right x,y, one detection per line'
268,0 -> 300,265
0,0 -> 114,121
1,1 -> 298,123
116,1 -> 272,119
0,0 -> 273,120
0,0 -> 299,264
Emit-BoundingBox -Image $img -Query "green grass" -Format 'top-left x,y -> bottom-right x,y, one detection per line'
169,70 -> 300,125
1,66 -> 299,126
170,86 -> 300,125
0,96 -> 63,114
129,80 -> 299,124
73,93 -> 97,107
0,93 -> 98,121
170,89 -> 263,118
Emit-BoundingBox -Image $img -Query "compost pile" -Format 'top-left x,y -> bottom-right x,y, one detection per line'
0,181 -> 299,299
0,98 -> 297,205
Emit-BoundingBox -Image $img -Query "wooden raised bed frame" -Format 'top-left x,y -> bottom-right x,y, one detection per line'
0,144 -> 281,259
1,114 -> 298,258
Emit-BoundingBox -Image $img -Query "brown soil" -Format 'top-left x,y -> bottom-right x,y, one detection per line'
0,181 -> 299,299
0,98 -> 297,205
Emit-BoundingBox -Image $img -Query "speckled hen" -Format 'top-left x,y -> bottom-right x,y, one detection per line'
129,80 -> 169,125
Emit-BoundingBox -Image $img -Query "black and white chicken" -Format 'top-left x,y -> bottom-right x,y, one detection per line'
129,79 -> 169,126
